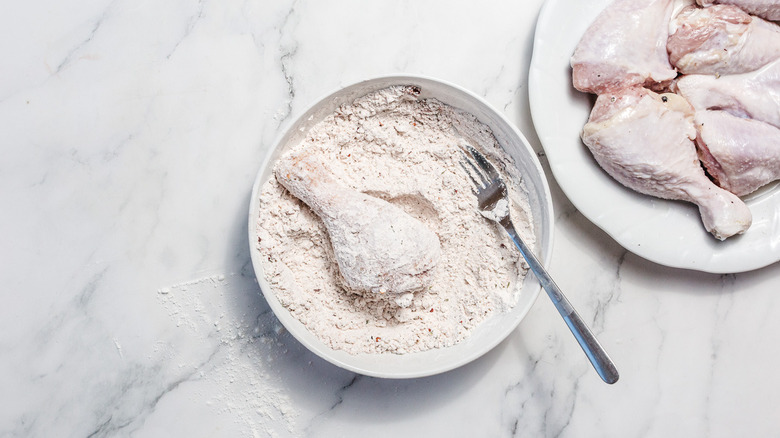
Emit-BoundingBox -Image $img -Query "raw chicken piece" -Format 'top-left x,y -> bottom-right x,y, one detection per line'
571,0 -> 677,94
674,58 -> 780,129
275,149 -> 441,297
581,87 -> 752,239
695,110 -> 780,195
698,0 -> 780,21
668,4 -> 780,75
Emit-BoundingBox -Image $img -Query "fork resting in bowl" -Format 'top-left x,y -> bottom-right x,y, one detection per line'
460,144 -> 619,384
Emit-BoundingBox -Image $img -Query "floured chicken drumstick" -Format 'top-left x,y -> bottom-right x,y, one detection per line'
571,0 -> 677,94
674,58 -> 780,129
581,87 -> 752,240
668,4 -> 780,75
696,111 -> 780,196
697,0 -> 780,22
275,149 -> 441,298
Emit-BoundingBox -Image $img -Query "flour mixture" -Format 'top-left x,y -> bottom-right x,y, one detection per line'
256,85 -> 535,354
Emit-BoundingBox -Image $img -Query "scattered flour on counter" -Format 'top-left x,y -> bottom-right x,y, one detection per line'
256,85 -> 536,355
157,273 -> 301,437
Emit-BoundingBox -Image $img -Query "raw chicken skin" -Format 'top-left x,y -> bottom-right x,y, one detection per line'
275,149 -> 441,297
668,4 -> 780,75
571,0 -> 677,94
696,110 -> 780,195
674,58 -> 780,129
582,87 -> 752,239
698,0 -> 780,21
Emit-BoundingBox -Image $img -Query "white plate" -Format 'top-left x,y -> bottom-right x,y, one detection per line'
528,0 -> 780,273
248,75 -> 554,378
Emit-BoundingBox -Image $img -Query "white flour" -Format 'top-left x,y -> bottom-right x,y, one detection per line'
256,85 -> 535,355
157,274 -> 301,437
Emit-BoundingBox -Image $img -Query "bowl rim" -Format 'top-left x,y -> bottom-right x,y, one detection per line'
248,74 -> 554,378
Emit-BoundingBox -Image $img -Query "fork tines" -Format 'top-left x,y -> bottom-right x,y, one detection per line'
459,144 -> 501,187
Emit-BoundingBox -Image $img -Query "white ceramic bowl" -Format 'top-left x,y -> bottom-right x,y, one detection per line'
248,75 -> 554,378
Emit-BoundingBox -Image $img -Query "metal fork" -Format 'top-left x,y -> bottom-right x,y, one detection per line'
460,144 -> 619,384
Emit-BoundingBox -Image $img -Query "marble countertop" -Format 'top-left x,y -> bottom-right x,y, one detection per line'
3,0 -> 780,436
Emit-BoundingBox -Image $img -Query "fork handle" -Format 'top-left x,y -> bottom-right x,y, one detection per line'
500,217 -> 619,384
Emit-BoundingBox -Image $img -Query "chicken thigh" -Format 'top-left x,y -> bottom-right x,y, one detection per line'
696,110 -> 780,195
674,58 -> 780,129
581,87 -> 752,239
571,0 -> 677,94
668,4 -> 780,75
698,0 -> 780,21
275,149 -> 441,297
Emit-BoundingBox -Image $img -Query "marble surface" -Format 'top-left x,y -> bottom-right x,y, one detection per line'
2,0 -> 780,436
